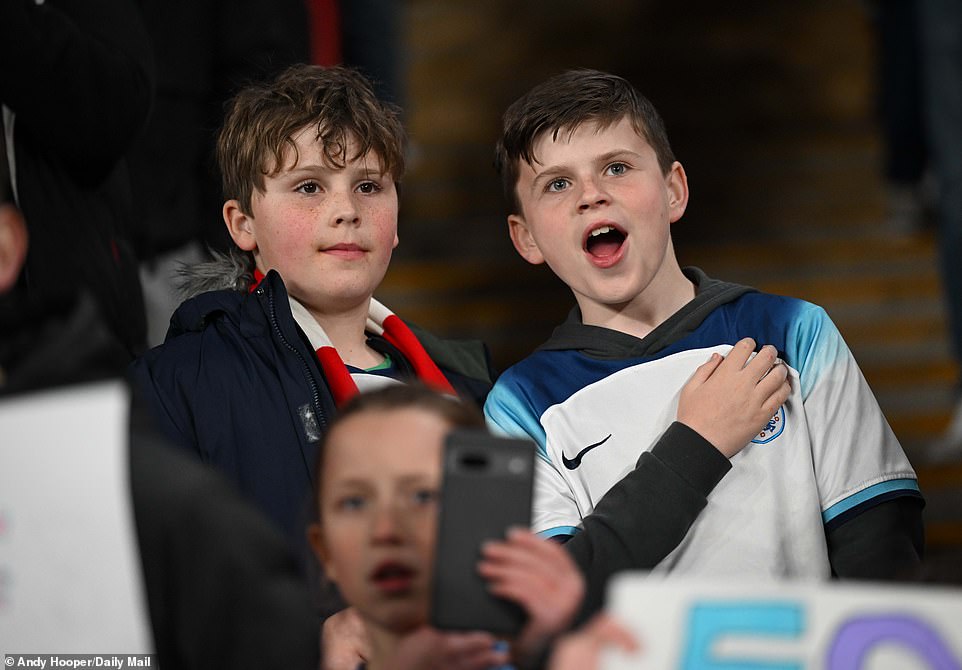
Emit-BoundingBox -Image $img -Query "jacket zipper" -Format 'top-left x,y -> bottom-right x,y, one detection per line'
263,284 -> 328,434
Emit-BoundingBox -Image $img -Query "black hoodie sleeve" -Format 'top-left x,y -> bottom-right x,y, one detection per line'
564,422 -> 925,622
826,495 -> 925,580
563,422 -> 731,621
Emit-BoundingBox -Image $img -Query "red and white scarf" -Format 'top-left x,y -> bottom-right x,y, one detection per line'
252,270 -> 455,406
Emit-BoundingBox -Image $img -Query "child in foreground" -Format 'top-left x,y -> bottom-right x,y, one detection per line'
307,384 -> 585,670
486,68 -> 924,580
319,339 -> 796,668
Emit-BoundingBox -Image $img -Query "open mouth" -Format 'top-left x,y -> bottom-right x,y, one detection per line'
584,225 -> 626,259
371,562 -> 416,593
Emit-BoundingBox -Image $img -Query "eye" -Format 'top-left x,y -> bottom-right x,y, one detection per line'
546,178 -> 570,193
296,181 -> 320,194
411,488 -> 439,507
356,180 -> 382,195
335,494 -> 366,512
605,162 -> 629,176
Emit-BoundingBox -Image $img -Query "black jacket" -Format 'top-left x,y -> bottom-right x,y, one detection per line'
130,402 -> 319,669
129,0 -> 309,257
0,0 -> 153,354
130,269 -> 495,575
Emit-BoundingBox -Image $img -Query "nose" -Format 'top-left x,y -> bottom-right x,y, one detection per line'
330,191 -> 360,226
371,502 -> 404,545
578,176 -> 610,212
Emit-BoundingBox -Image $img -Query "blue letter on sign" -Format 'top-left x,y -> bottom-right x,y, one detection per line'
682,602 -> 804,670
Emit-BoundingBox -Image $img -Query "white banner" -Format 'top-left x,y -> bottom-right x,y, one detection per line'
603,573 -> 962,669
0,382 -> 153,654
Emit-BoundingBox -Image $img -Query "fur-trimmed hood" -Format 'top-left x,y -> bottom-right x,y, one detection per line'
175,248 -> 256,300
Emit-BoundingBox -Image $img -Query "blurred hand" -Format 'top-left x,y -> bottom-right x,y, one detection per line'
478,528 -> 585,664
321,607 -> 370,670
0,203 -> 27,293
385,627 -> 508,670
548,613 -> 639,670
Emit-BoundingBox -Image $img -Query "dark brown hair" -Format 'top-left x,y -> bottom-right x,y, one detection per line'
217,64 -> 405,214
495,68 -> 675,214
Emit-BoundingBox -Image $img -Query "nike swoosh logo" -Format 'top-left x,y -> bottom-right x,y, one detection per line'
562,434 -> 612,470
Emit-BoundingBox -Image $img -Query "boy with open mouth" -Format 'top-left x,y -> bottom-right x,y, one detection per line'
486,69 -> 924,603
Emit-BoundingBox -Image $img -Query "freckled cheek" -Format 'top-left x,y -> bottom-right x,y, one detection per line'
273,213 -> 320,254
365,201 -> 400,245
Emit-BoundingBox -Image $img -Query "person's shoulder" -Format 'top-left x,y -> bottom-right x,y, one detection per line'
689,267 -> 816,319
488,348 -> 569,406
735,291 -> 849,379
498,348 -> 558,382
491,309 -> 592,392
163,249 -> 261,337
133,288 -> 256,377
166,288 -> 247,336
406,321 -> 496,385
731,289 -> 829,327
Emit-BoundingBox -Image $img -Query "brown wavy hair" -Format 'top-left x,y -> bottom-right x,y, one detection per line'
217,64 -> 405,214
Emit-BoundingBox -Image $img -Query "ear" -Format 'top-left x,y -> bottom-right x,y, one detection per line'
665,161 -> 689,224
0,204 -> 28,294
223,199 -> 257,252
507,214 -> 545,265
306,522 -> 338,583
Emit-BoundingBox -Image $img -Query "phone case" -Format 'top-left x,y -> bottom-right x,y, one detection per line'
430,429 -> 535,635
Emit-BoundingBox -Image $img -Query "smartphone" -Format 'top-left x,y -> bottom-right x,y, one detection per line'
430,429 -> 535,635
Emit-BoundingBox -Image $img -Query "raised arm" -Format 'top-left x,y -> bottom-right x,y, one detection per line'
565,338 -> 791,619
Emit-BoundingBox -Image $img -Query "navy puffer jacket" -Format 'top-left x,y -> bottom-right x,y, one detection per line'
129,268 -> 495,571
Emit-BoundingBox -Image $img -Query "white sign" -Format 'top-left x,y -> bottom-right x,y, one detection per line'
603,573 -> 962,669
0,381 -> 153,653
